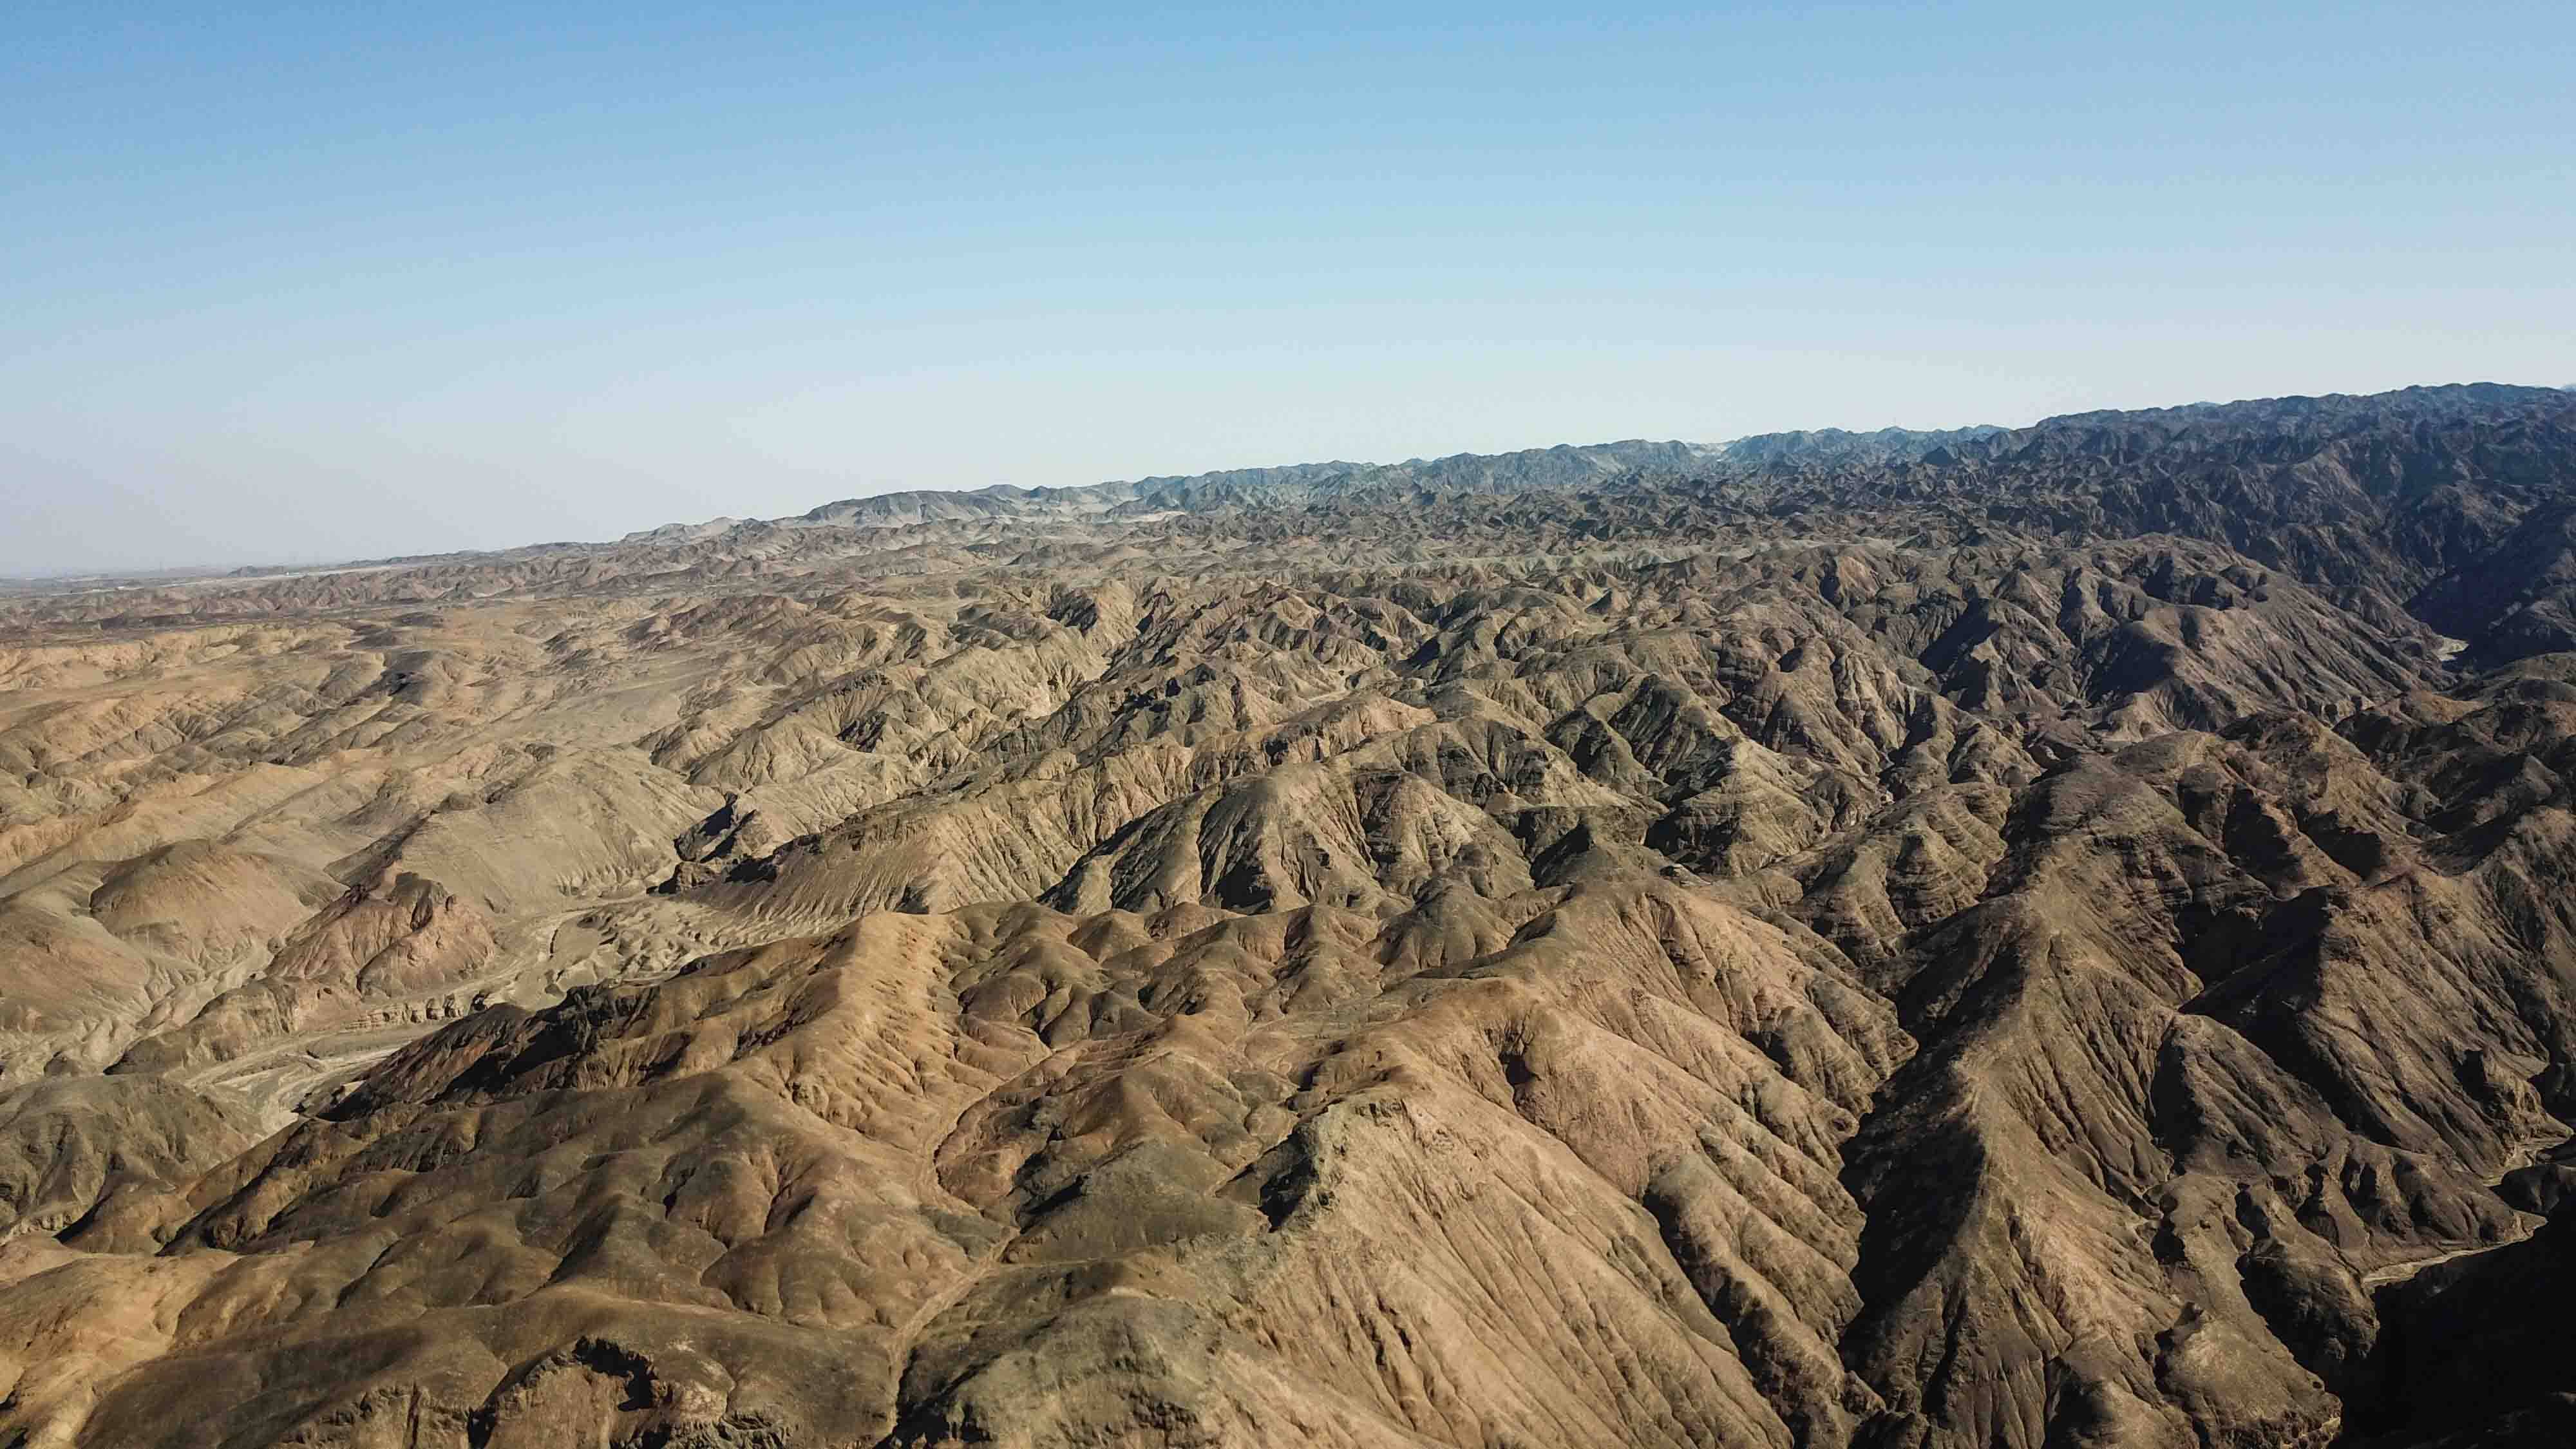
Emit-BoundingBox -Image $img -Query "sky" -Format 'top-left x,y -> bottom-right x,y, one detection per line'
3,3 -> 2570,574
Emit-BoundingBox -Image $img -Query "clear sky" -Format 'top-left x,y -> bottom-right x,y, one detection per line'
4,2 -> 2570,574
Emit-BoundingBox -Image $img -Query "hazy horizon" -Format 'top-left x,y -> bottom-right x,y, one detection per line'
7,3 -> 2569,574
8,379 -> 2571,580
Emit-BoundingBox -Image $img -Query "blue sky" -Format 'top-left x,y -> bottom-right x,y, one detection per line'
4,2 -> 2570,573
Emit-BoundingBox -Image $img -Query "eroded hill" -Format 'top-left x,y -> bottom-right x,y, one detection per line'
4,384 -> 2576,1447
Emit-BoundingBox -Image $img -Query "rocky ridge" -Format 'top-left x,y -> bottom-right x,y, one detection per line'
2,384 -> 2575,1445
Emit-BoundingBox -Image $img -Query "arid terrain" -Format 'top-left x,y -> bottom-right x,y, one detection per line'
7,382 -> 2576,1447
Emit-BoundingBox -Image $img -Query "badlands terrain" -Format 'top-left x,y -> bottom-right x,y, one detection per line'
5,382 -> 2576,1447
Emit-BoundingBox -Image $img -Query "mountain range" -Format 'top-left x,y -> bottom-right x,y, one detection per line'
5,382 -> 2576,1447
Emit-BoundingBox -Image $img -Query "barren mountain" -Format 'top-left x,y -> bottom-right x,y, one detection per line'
5,383 -> 2576,1446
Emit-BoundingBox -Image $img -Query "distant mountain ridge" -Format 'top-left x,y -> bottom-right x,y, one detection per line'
35,383 -> 2574,610
706,386 -> 2569,543
668,428 -> 2020,540
770,440 -> 1728,532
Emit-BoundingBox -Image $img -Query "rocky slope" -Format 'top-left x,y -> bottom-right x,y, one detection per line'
3,383 -> 2576,1446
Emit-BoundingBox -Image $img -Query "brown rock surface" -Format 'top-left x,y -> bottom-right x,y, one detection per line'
3,384 -> 2576,1446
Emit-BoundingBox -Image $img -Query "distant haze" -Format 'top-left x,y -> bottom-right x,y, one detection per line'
4,2 -> 2569,575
